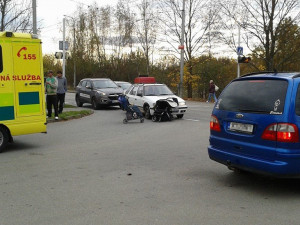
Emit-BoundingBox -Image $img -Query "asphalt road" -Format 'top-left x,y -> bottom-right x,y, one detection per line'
1,93 -> 300,225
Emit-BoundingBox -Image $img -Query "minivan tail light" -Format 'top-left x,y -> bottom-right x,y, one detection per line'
210,115 -> 221,132
262,123 -> 299,143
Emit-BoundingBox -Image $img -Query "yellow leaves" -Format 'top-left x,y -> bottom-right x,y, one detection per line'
258,65 -> 266,71
167,64 -> 200,89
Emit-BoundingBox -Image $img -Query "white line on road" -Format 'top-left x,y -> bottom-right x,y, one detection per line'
184,118 -> 200,122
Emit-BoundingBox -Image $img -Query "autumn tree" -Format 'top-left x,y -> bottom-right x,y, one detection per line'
157,0 -> 219,98
274,18 -> 300,71
0,0 -> 32,32
218,0 -> 300,71
135,0 -> 158,75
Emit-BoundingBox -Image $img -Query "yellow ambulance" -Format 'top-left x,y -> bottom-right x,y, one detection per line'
0,31 -> 46,152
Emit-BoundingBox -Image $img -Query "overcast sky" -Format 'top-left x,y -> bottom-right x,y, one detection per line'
37,0 -> 118,54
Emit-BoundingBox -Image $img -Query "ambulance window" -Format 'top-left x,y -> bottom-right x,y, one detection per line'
0,46 -> 2,73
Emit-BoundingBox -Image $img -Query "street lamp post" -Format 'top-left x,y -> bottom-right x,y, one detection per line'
179,0 -> 186,98
63,17 -> 66,78
237,24 -> 241,78
63,15 -> 77,87
32,0 -> 37,35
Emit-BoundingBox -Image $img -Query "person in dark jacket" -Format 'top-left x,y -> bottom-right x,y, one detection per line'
206,80 -> 217,103
56,71 -> 67,114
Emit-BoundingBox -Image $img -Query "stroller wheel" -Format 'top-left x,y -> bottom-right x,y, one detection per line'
140,118 -> 144,123
152,116 -> 157,122
123,119 -> 128,124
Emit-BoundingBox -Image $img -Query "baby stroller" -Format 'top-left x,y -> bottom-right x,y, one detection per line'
152,98 -> 178,122
118,95 -> 144,124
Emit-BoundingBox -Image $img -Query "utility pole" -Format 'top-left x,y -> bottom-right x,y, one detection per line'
73,24 -> 76,88
32,0 -> 37,35
237,24 -> 241,78
63,17 -> 66,78
64,15 -> 77,87
179,0 -> 185,98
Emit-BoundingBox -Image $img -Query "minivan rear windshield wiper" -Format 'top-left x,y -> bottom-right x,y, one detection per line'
238,109 -> 270,114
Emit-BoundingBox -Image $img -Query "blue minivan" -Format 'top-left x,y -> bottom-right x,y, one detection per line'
208,72 -> 300,177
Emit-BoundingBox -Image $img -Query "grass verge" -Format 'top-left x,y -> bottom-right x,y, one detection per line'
58,110 -> 93,120
47,108 -> 93,122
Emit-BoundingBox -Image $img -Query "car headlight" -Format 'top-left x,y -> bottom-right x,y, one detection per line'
179,102 -> 186,106
97,91 -> 106,96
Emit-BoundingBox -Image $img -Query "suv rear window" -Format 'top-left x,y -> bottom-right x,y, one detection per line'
217,79 -> 288,114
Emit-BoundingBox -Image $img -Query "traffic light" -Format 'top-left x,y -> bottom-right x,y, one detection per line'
55,52 -> 63,59
238,56 -> 251,63
55,52 -> 70,59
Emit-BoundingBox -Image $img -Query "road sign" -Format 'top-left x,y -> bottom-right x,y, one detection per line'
59,41 -> 69,50
237,46 -> 243,55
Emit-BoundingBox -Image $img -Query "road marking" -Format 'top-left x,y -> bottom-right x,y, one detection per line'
184,118 -> 200,122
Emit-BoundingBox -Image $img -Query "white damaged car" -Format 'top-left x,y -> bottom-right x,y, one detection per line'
125,83 -> 188,119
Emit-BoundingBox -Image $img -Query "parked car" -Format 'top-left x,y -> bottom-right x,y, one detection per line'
115,81 -> 132,91
75,78 -> 123,109
208,72 -> 300,177
125,83 -> 187,119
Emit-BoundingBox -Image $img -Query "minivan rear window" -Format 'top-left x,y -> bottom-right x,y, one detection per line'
217,79 -> 288,114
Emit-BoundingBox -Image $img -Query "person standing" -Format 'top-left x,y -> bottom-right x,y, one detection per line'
45,70 -> 58,120
56,71 -> 67,114
206,80 -> 217,103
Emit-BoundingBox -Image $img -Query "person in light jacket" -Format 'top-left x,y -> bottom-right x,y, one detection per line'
46,70 -> 58,119
56,71 -> 67,114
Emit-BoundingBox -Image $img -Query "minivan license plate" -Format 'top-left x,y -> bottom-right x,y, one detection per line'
229,122 -> 253,134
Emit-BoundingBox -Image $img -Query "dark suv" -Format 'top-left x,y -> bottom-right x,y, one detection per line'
75,78 -> 123,109
208,72 -> 300,177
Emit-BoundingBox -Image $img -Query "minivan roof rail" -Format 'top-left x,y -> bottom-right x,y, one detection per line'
241,71 -> 300,78
241,71 -> 278,77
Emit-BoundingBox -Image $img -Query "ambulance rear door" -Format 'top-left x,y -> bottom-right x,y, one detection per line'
12,41 -> 44,118
0,42 -> 15,122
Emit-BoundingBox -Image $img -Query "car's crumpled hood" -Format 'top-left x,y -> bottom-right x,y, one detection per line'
143,95 -> 186,105
96,88 -> 124,95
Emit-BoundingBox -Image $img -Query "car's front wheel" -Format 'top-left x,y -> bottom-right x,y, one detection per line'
75,95 -> 83,107
0,127 -> 9,153
92,97 -> 100,110
144,105 -> 151,119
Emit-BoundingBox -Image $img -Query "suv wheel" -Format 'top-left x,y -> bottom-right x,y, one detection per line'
144,105 -> 151,119
76,95 -> 83,107
0,127 -> 9,153
92,97 -> 100,110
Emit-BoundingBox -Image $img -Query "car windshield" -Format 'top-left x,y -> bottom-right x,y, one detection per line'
93,80 -> 118,89
118,83 -> 131,90
217,79 -> 288,114
144,85 -> 173,96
